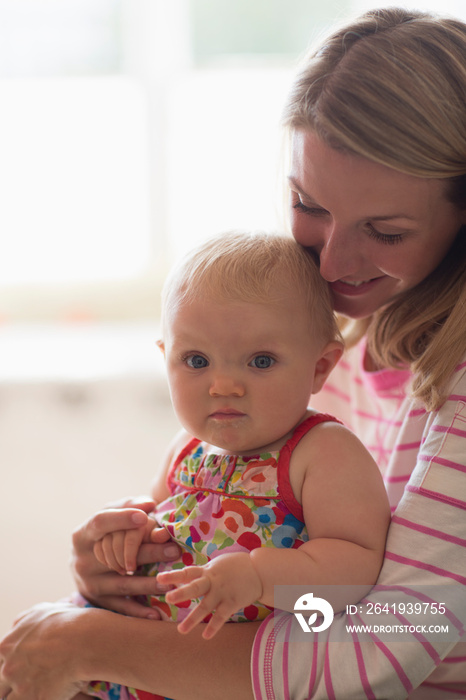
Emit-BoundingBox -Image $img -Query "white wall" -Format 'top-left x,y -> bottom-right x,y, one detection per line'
0,327 -> 180,638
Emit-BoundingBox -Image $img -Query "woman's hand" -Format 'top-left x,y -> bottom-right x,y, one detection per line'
0,600 -> 258,700
0,602 -> 88,700
93,514 -> 159,576
71,497 -> 181,618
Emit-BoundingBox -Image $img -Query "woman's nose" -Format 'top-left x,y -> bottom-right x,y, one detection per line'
313,225 -> 359,283
209,373 -> 245,397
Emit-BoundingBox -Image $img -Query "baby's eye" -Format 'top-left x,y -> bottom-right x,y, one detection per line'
186,354 -> 209,369
250,355 -> 275,369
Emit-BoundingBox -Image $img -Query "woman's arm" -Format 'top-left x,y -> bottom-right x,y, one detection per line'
0,601 -> 258,700
252,371 -> 466,699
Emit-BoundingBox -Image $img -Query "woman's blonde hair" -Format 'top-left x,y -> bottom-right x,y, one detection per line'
162,230 -> 341,348
282,7 -> 466,410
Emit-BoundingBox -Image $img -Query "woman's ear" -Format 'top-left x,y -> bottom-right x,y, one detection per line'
156,339 -> 165,356
311,341 -> 343,395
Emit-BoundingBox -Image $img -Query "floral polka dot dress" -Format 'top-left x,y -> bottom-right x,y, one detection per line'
140,412 -> 339,624
85,413 -> 339,699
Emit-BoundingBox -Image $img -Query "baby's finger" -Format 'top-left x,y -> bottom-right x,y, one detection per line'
177,596 -> 217,635
202,601 -> 232,639
123,528 -> 144,574
164,575 -> 210,605
101,533 -> 126,574
111,530 -> 127,571
93,539 -> 107,568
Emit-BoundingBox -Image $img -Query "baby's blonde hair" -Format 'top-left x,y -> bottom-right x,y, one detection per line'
162,231 -> 341,348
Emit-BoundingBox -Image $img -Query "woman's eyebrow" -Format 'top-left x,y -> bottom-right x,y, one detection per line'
287,176 -> 320,203
287,175 -> 306,195
370,213 -> 417,222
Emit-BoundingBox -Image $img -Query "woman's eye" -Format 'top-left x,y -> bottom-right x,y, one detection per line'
367,224 -> 404,245
292,199 -> 328,216
250,355 -> 275,369
186,354 -> 209,369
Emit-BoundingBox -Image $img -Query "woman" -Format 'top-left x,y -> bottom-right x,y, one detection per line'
1,7 -> 465,699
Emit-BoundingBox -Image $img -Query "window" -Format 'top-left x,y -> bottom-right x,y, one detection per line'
1,0 -> 465,323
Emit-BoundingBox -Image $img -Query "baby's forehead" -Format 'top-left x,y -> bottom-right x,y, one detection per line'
163,290 -> 318,345
166,270 -> 313,305
166,285 -> 310,316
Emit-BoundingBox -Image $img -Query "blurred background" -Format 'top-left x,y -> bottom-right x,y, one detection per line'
1,0 -> 465,637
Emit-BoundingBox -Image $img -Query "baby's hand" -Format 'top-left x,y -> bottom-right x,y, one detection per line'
157,552 -> 263,639
93,512 -> 158,575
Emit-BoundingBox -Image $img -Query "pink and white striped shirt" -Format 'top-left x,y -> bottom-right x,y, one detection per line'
251,340 -> 466,699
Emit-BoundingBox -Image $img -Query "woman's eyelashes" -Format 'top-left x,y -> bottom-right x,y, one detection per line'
366,224 -> 404,245
293,194 -> 405,245
292,199 -> 328,216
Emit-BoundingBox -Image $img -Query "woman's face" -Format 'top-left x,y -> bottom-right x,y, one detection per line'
289,130 -> 465,319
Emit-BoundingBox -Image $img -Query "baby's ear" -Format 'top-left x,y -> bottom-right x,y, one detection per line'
156,339 -> 165,355
312,341 -> 343,395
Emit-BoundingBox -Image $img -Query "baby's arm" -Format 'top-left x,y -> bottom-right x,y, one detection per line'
159,422 -> 390,637
93,430 -> 188,575
250,422 -> 391,607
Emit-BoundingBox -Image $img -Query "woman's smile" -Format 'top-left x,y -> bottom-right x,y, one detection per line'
330,276 -> 385,295
289,130 -> 464,319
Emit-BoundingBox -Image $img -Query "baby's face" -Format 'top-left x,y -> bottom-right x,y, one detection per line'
160,291 -> 340,455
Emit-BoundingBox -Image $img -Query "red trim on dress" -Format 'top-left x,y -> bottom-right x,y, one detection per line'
166,437 -> 200,494
167,414 -> 341,518
277,413 -> 342,522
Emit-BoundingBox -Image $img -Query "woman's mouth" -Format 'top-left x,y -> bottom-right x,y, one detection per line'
330,277 -> 383,296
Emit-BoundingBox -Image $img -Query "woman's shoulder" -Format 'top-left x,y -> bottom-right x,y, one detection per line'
426,355 -> 466,429
445,355 -> 466,394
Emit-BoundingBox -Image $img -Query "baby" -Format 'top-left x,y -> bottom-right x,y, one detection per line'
80,231 -> 390,700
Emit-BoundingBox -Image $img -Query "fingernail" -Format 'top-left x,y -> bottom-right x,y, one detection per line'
132,512 -> 146,525
163,544 -> 179,559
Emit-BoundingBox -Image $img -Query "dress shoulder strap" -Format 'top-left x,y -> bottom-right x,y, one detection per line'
166,437 -> 201,493
277,413 -> 343,522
